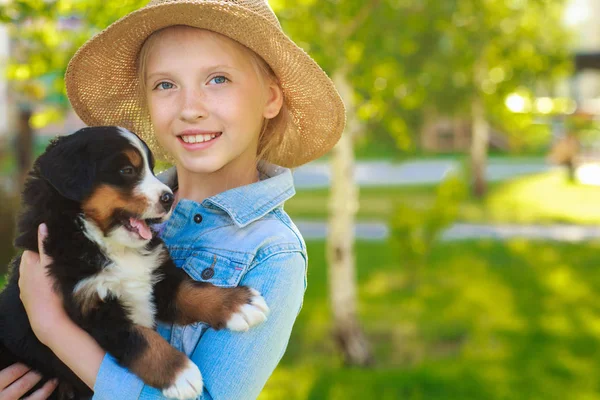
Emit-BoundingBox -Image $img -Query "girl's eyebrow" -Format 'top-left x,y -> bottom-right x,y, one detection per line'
146,64 -> 240,80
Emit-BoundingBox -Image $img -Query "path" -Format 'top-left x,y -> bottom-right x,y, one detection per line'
292,158 -> 553,188
296,221 -> 600,243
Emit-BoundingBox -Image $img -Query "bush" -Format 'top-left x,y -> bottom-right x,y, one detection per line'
388,174 -> 467,279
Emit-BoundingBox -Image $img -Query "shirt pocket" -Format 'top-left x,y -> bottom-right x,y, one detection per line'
181,250 -> 247,288
178,251 -> 248,354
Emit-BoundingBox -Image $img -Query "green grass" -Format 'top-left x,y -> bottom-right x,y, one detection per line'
288,169 -> 600,225
261,239 -> 600,400
464,170 -> 600,225
3,239 -> 599,399
286,185 -> 429,221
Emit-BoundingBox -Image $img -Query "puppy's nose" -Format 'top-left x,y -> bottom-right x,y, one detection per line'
159,191 -> 174,212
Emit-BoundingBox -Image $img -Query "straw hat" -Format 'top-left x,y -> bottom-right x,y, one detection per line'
65,0 -> 346,168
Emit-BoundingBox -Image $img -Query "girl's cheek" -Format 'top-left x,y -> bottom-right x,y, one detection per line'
149,102 -> 169,123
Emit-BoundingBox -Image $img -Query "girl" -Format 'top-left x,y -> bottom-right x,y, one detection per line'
0,0 -> 344,399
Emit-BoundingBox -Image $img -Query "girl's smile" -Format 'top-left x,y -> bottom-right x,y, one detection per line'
177,130 -> 223,150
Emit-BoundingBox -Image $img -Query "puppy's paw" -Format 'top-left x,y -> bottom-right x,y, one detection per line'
226,288 -> 270,332
162,360 -> 203,399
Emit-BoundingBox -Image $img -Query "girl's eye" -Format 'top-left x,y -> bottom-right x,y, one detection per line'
155,81 -> 174,90
209,76 -> 229,85
120,166 -> 134,176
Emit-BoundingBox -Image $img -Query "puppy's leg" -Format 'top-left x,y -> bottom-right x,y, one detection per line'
153,261 -> 270,331
129,327 -> 203,400
90,320 -> 203,399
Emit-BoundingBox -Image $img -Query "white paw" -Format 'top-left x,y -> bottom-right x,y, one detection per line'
226,288 -> 270,332
162,360 -> 203,399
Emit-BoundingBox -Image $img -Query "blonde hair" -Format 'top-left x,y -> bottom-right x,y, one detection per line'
136,25 -> 290,165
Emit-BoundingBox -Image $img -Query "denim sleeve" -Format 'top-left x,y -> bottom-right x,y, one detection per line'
93,354 -> 145,399
191,250 -> 307,399
92,250 -> 306,400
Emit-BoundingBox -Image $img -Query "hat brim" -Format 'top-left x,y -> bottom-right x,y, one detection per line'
65,1 -> 345,168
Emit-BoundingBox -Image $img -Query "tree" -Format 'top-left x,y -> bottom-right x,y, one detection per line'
271,0 -> 410,366
392,0 -> 572,196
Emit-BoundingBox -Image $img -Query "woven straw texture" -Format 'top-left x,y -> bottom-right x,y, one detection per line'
65,0 -> 345,168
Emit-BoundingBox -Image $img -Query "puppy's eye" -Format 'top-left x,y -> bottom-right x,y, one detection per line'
120,166 -> 134,176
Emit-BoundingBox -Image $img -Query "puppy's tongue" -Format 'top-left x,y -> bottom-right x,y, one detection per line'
129,217 -> 152,240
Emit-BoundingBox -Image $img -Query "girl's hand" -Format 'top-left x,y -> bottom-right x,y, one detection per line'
18,224 -> 68,345
0,363 -> 58,400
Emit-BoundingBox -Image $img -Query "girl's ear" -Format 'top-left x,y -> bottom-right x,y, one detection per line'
263,82 -> 283,119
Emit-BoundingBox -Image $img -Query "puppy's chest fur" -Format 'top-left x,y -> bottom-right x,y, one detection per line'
74,245 -> 166,328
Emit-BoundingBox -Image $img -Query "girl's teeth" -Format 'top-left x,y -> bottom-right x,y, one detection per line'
182,133 -> 219,143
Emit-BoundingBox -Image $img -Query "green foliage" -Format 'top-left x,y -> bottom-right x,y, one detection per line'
0,0 -> 146,127
1,0 -> 573,149
506,120 -> 553,154
271,0 -> 572,153
389,174 -> 467,273
562,113 -> 600,148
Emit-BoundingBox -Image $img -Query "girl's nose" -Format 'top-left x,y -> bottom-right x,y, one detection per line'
179,88 -> 208,121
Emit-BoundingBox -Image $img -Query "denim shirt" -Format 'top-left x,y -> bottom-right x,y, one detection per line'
92,162 -> 307,400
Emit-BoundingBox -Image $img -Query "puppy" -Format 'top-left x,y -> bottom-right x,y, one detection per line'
0,126 -> 269,400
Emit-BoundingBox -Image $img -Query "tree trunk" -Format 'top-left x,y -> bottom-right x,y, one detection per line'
327,69 -> 373,366
16,105 -> 33,192
420,106 -> 438,152
470,97 -> 489,198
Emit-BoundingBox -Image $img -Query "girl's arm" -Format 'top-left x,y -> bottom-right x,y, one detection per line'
190,250 -> 307,399
29,313 -> 105,390
94,250 -> 307,400
17,224 -> 106,390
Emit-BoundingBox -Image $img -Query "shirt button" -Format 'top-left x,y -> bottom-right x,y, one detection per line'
193,214 -> 203,223
201,268 -> 215,280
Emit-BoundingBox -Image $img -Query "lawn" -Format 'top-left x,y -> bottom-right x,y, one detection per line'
261,239 -> 600,400
285,185 -> 427,221
287,169 -> 600,225
2,239 -> 599,399
465,171 -> 600,225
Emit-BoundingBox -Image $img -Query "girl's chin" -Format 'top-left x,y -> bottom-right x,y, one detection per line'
177,157 -> 225,174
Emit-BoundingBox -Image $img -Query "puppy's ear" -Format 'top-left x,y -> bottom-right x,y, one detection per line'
35,134 -> 96,202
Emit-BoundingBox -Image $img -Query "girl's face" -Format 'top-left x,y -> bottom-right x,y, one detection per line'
144,27 -> 282,175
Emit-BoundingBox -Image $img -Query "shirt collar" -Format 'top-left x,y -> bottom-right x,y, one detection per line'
157,161 -> 295,228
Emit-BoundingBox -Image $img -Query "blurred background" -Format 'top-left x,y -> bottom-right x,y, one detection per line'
3,0 -> 600,399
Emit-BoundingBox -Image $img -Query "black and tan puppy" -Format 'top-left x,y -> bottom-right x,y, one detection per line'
0,126 -> 269,399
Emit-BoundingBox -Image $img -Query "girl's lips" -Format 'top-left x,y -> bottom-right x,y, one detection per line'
177,132 -> 222,150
